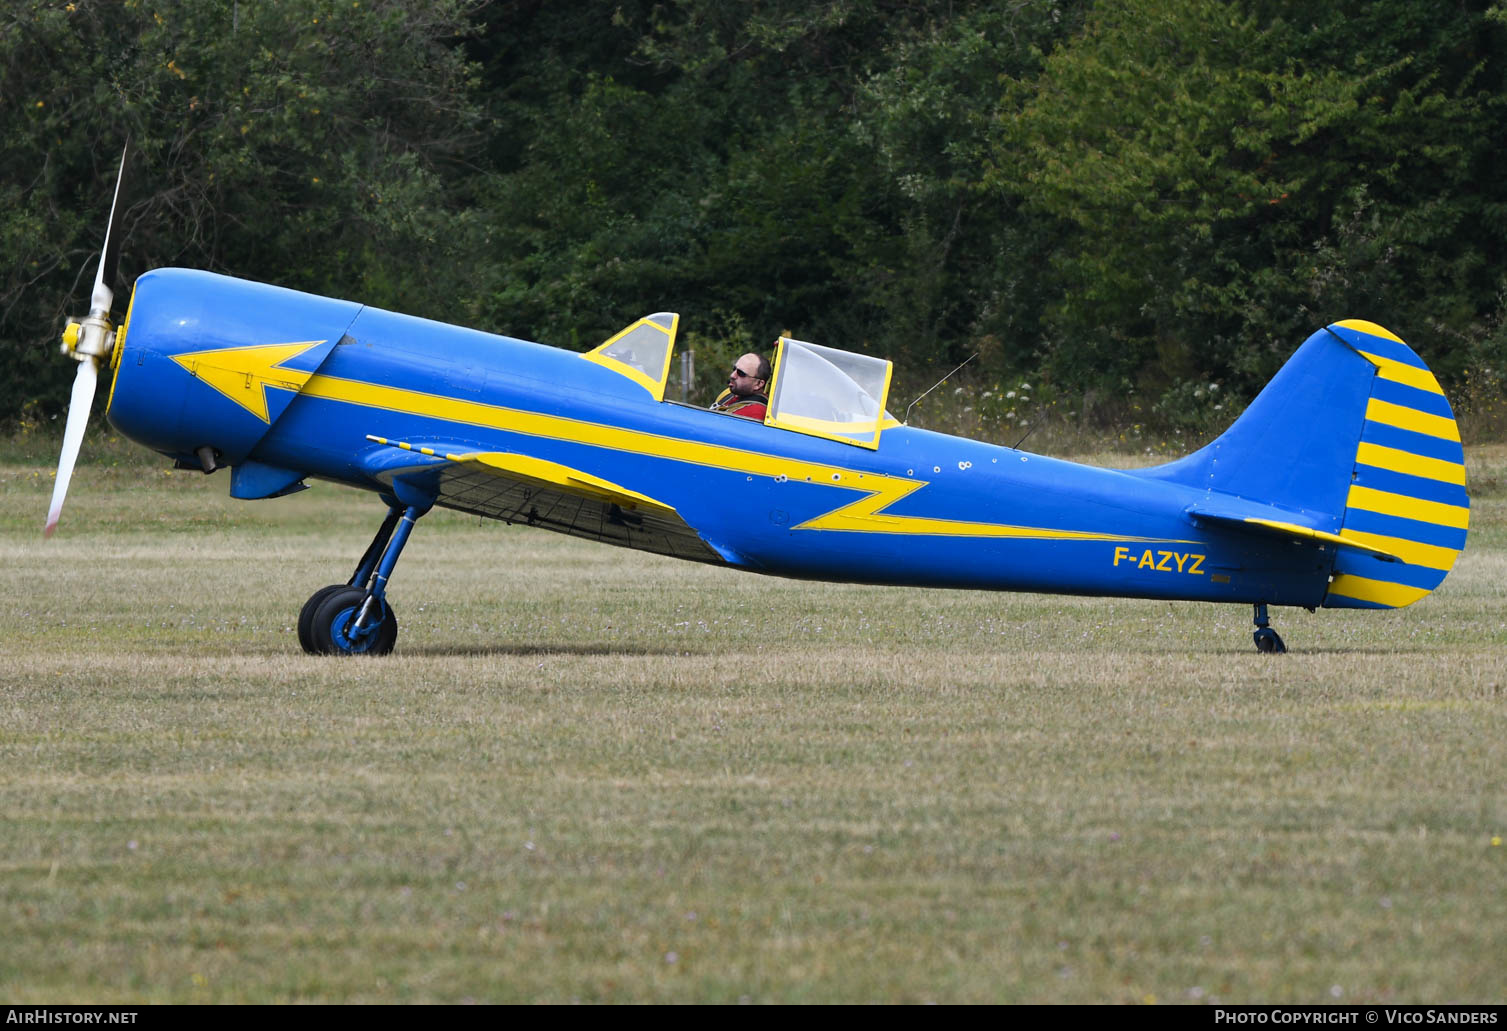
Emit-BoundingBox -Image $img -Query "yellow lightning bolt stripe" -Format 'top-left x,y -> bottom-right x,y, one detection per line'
792,478 -> 1172,541
306,372 -> 1183,544
172,341 -> 326,422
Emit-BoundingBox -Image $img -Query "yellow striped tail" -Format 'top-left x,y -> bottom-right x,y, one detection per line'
1322,321 -> 1468,610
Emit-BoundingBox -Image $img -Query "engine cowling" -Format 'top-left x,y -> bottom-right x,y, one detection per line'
106,268 -> 363,468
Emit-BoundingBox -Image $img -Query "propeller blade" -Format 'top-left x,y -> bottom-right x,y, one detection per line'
90,138 -> 133,317
44,358 -> 99,538
49,139 -> 133,537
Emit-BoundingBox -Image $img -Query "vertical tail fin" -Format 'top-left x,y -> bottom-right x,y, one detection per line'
1323,321 -> 1468,608
1135,320 -> 1468,609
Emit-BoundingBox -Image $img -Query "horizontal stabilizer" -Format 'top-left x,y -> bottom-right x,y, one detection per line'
364,435 -> 722,564
1186,499 -> 1400,562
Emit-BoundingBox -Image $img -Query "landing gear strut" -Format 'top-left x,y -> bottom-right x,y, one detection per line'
299,500 -> 426,656
1252,602 -> 1286,654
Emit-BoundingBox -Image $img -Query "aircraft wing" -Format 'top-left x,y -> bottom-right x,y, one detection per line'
364,436 -> 723,564
1186,498 -> 1401,562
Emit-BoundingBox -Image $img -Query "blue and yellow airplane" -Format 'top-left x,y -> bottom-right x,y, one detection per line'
47,151 -> 1469,655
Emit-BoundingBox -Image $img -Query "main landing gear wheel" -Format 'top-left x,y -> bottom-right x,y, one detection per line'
1251,602 -> 1287,654
1253,627 -> 1287,654
298,584 -> 349,654
309,586 -> 398,656
301,501 -> 426,656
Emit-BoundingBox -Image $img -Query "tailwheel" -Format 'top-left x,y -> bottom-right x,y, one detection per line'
1251,602 -> 1287,654
298,584 -> 349,654
309,586 -> 398,656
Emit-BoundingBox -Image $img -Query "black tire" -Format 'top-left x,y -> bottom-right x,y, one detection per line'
1253,628 -> 1287,654
309,587 -> 398,656
298,584 -> 349,654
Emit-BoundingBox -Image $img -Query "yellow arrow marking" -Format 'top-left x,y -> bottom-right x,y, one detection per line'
172,341 -> 326,422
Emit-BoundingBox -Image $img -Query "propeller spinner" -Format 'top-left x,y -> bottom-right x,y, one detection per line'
46,141 -> 132,537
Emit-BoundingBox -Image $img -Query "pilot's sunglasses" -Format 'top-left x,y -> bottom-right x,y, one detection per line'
731,367 -> 756,379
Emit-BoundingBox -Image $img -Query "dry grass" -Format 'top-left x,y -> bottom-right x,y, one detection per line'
0,445 -> 1503,1003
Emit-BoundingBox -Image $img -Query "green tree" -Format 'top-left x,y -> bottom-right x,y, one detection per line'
1001,0 -> 1507,409
1,0 -> 489,422
474,0 -> 1081,374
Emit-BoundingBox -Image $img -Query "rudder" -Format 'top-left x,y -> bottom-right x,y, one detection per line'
1322,321 -> 1468,609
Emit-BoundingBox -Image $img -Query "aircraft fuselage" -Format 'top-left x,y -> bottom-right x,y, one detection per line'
103,269 -> 1344,609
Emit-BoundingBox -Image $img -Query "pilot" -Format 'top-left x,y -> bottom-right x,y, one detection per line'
710,352 -> 771,420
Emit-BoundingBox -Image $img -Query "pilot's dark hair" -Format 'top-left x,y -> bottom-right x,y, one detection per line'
754,355 -> 772,381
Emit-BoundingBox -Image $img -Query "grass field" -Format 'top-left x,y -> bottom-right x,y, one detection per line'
1,439 -> 1503,1003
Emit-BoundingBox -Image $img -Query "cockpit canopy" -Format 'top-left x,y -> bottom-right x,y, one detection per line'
765,337 -> 893,449
583,316 -> 895,449
582,313 -> 679,401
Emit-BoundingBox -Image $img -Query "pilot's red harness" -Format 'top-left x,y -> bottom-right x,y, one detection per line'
711,389 -> 768,421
